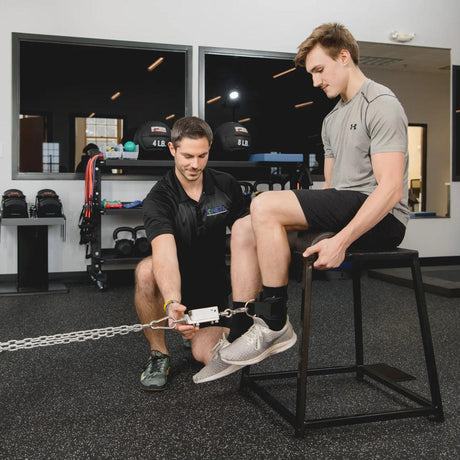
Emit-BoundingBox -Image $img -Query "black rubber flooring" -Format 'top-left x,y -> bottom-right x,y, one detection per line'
0,275 -> 459,458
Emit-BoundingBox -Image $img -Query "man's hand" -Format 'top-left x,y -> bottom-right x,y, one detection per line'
167,302 -> 199,339
302,235 -> 346,270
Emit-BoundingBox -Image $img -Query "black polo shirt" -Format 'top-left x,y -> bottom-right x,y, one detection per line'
143,168 -> 249,308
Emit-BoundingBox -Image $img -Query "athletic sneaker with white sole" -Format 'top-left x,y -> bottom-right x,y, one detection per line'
220,316 -> 297,366
193,334 -> 244,384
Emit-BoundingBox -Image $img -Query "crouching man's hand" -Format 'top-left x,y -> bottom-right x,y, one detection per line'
167,302 -> 199,340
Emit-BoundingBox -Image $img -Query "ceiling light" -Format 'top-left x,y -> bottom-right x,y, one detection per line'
229,91 -> 239,100
294,101 -> 314,109
165,114 -> 176,120
110,91 -> 121,101
206,96 -> 222,104
273,67 -> 296,79
147,57 -> 164,71
238,117 -> 251,123
88,112 -> 95,118
456,109 -> 460,113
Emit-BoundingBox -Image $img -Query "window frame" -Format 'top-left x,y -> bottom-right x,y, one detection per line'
12,32 -> 192,180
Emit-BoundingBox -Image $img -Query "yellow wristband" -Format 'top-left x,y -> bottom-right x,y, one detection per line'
164,299 -> 179,312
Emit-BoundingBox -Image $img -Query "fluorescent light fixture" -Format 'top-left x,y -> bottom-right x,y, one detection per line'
147,57 -> 164,71
294,101 -> 314,109
273,67 -> 296,79
88,112 -> 95,118
110,91 -> 121,101
238,117 -> 251,123
456,109 -> 460,113
165,114 -> 176,120
206,95 -> 222,104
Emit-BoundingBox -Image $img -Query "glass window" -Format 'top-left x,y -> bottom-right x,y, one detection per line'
12,33 -> 192,179
200,47 -> 336,175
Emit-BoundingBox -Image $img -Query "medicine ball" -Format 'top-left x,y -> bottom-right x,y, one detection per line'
212,122 -> 251,160
113,227 -> 135,257
134,121 -> 171,160
134,225 -> 151,257
35,189 -> 63,217
1,189 -> 28,218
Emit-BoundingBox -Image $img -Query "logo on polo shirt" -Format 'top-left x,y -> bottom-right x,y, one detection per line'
206,205 -> 228,216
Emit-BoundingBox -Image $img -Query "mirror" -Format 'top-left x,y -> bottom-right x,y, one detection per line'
200,43 -> 451,217
199,47 -> 337,177
453,66 -> 460,181
358,42 -> 450,217
12,33 -> 192,179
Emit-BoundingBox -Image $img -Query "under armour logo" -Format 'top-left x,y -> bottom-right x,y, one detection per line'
350,123 -> 357,130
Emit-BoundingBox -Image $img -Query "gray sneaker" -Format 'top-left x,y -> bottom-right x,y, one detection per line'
140,350 -> 170,391
193,334 -> 244,384
220,316 -> 297,366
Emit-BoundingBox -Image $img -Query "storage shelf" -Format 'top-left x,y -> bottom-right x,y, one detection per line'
101,207 -> 143,215
86,157 -> 312,290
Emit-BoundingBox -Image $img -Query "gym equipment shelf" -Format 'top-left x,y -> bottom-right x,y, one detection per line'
0,216 -> 68,296
85,157 -> 310,290
101,207 -> 143,215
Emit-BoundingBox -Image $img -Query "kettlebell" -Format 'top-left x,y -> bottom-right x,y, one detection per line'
113,227 -> 135,257
134,225 -> 151,256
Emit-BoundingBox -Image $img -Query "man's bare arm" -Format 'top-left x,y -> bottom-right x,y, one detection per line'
304,151 -> 405,268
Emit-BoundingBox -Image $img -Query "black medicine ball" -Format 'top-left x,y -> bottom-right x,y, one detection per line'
134,121 -> 171,160
213,122 -> 251,160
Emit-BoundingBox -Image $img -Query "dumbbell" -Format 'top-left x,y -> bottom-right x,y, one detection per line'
113,227 -> 135,257
134,225 -> 151,256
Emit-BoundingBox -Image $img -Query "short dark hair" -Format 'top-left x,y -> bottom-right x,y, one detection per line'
170,116 -> 213,148
295,23 -> 360,68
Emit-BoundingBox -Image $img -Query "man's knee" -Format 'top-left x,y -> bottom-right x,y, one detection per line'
231,215 -> 255,249
250,192 -> 280,226
135,257 -> 154,287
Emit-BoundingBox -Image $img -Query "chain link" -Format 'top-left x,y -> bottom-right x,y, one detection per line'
0,316 -> 175,353
0,303 -> 255,353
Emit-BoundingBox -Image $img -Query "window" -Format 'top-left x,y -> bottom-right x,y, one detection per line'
12,33 -> 192,179
199,47 -> 337,175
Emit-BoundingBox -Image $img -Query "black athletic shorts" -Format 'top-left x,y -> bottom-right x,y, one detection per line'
292,188 -> 406,250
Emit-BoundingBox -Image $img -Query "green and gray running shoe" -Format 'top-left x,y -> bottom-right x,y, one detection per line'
140,350 -> 170,391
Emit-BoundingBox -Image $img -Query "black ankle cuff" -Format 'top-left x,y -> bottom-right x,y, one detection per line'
262,285 -> 288,301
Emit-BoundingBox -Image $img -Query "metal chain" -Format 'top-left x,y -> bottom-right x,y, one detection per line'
0,316 -> 175,353
0,302 -> 255,353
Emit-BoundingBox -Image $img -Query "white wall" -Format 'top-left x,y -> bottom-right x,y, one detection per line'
1,0 -> 460,275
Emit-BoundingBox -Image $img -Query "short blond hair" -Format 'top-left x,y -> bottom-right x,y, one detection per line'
295,23 -> 360,68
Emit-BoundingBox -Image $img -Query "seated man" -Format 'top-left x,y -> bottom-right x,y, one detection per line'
200,23 -> 410,373
134,116 -> 260,390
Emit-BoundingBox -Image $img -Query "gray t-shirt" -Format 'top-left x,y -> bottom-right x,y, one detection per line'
322,78 -> 409,226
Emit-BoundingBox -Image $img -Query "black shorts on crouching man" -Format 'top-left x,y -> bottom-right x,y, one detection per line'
292,188 -> 406,250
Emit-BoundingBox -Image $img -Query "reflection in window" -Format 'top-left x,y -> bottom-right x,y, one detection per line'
201,48 -> 337,172
13,33 -> 191,177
